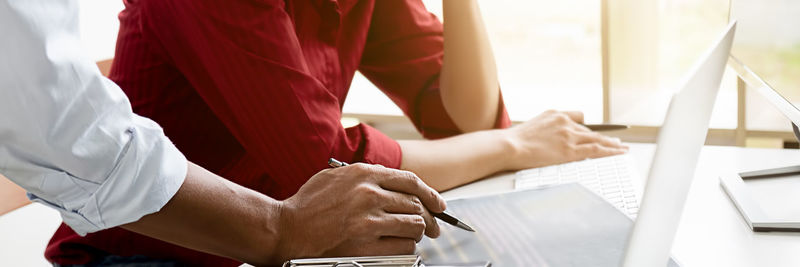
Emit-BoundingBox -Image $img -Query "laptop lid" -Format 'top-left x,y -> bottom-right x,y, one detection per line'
621,22 -> 737,267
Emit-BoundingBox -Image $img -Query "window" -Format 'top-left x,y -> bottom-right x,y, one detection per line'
77,0 -> 799,146
344,0 -> 604,123
607,0 -> 737,129
731,0 -> 800,132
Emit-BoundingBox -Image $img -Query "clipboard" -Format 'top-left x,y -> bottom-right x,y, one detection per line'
283,255 -> 420,267
282,255 -> 490,267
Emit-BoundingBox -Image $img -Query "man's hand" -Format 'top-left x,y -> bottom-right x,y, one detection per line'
275,163 -> 446,261
503,110 -> 629,170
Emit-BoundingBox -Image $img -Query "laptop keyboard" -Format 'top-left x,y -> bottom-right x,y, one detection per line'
515,154 -> 640,217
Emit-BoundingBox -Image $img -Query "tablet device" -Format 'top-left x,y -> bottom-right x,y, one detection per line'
728,55 -> 800,140
722,56 -> 800,232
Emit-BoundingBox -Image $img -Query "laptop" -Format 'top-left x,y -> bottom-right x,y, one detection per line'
420,21 -> 735,267
620,21 -> 735,266
513,21 -> 737,266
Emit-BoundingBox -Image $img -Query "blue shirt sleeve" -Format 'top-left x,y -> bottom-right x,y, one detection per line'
0,0 -> 187,235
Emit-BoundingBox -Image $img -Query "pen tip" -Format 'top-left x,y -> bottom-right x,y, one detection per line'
457,221 -> 476,232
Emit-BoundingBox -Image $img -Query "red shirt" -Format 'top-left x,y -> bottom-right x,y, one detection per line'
46,0 -> 510,265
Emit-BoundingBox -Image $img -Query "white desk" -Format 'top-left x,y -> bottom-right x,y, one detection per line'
0,203 -> 61,267
442,143 -> 800,267
5,143 -> 800,266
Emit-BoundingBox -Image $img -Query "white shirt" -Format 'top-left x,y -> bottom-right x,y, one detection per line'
0,0 -> 187,235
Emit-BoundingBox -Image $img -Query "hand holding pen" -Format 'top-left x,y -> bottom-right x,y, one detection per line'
278,160 -> 454,258
329,158 -> 475,233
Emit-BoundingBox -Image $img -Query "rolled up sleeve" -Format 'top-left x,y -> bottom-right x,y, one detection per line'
360,0 -> 512,140
0,0 -> 186,235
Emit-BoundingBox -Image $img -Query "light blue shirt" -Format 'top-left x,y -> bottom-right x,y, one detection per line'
0,0 -> 187,235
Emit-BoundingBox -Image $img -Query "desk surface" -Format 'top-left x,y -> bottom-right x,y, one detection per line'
441,142 -> 800,267
4,143 -> 800,267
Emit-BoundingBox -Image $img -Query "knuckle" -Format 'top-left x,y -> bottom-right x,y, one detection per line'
401,170 -> 428,191
412,216 -> 426,239
556,127 -> 571,137
563,129 -> 577,140
356,185 -> 382,204
349,216 -> 374,235
556,132 -> 572,147
365,188 -> 383,204
411,215 -> 426,228
399,170 -> 420,183
554,113 -> 570,123
355,183 -> 372,194
428,190 -> 441,208
589,144 -> 603,154
565,143 -> 578,157
350,163 -> 372,174
357,216 -> 379,230
410,198 -> 424,214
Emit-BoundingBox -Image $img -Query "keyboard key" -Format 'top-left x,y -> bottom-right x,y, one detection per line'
515,154 -> 640,217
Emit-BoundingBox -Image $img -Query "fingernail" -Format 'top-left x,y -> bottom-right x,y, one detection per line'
439,198 -> 447,211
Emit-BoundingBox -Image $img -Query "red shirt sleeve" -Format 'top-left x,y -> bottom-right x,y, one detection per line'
359,0 -> 512,140
137,0 -> 402,188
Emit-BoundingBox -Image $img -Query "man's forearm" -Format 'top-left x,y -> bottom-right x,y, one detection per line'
398,129 -> 514,191
440,0 -> 500,132
122,162 -> 284,265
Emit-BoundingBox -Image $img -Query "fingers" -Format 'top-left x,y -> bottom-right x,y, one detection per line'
573,143 -> 628,159
572,131 -> 627,149
370,167 -> 447,213
380,191 -> 441,238
421,211 -> 440,238
382,191 -> 425,214
563,110 -> 585,124
570,130 -> 628,159
375,214 -> 427,242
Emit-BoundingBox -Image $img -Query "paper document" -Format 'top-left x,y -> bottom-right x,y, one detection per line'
417,183 -> 678,266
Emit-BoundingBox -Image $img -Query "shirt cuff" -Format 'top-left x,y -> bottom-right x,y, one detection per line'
357,123 -> 403,170
493,93 -> 512,129
49,116 -> 187,236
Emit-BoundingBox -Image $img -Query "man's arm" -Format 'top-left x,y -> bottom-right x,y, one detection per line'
1,0 -> 187,235
440,0 -> 501,132
124,162 -> 446,265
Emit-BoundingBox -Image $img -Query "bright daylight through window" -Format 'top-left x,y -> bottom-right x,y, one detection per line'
344,0 -> 604,123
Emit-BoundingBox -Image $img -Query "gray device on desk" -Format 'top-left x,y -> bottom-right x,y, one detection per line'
720,0 -> 800,232
420,22 -> 736,267
721,53 -> 800,232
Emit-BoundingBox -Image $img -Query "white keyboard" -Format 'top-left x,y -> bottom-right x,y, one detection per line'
515,154 -> 641,217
